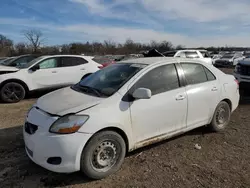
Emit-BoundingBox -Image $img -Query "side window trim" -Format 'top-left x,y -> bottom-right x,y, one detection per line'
174,63 -> 187,87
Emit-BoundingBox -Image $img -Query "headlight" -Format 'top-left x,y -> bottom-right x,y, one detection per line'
49,115 -> 89,134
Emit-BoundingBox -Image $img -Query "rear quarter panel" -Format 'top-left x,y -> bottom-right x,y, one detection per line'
218,72 -> 240,112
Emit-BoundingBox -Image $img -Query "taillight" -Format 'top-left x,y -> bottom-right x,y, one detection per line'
98,65 -> 104,69
234,79 -> 239,89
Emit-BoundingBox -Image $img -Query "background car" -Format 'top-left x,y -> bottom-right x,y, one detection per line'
0,57 -> 15,65
214,53 -> 244,67
0,55 -> 100,103
1,54 -> 41,67
92,56 -> 115,68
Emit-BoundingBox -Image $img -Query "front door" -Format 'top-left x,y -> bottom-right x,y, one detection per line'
29,57 -> 65,89
128,63 -> 188,144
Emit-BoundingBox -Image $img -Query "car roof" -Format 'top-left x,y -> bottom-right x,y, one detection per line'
118,57 -> 206,65
178,49 -> 207,52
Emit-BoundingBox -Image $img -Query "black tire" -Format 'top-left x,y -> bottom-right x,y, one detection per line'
0,82 -> 26,103
81,131 -> 126,180
209,101 -> 231,132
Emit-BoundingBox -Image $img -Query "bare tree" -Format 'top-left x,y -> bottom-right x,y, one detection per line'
0,34 -> 13,56
22,29 -> 44,52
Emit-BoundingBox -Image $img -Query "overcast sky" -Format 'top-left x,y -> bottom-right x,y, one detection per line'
1,0 -> 250,47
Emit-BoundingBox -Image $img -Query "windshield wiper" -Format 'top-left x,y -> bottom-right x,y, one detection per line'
77,85 -> 109,97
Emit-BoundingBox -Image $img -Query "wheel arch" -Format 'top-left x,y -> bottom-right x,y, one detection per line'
0,79 -> 30,94
83,127 -> 130,153
221,98 -> 232,111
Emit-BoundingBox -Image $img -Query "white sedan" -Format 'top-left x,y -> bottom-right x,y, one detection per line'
0,55 -> 101,103
23,57 -> 239,179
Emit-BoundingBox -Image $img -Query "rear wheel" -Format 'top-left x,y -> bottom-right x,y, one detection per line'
209,101 -> 231,132
0,82 -> 26,103
80,131 -> 126,179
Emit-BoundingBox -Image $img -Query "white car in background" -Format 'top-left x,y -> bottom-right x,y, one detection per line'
24,57 -> 239,179
0,55 -> 101,103
173,50 -> 213,65
212,54 -> 222,65
214,53 -> 244,67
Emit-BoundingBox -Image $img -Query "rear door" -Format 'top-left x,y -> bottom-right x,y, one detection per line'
179,62 -> 220,128
60,56 -> 89,84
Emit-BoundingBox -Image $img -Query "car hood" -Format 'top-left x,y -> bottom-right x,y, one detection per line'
238,58 -> 250,66
0,65 -> 19,71
35,87 -> 104,116
219,58 -> 233,61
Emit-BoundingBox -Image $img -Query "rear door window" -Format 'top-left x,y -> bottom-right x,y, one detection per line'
60,57 -> 88,67
181,63 -> 207,85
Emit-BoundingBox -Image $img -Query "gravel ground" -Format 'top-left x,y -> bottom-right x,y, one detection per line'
0,68 -> 250,188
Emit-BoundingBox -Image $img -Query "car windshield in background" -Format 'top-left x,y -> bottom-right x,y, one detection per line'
17,56 -> 45,69
72,63 -> 147,97
200,51 -> 211,58
185,52 -> 199,58
1,57 -> 17,66
92,57 -> 112,64
222,54 -> 234,58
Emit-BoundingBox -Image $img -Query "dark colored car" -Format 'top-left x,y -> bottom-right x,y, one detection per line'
92,56 -> 115,68
1,54 -> 41,67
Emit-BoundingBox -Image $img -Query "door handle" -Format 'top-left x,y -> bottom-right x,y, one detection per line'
211,87 -> 218,91
176,94 -> 185,100
80,68 -> 85,70
52,71 -> 57,73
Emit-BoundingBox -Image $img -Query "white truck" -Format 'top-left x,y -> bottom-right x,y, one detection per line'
173,50 -> 213,65
143,49 -> 213,65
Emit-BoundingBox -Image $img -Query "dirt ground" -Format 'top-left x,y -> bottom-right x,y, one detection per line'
0,68 -> 250,188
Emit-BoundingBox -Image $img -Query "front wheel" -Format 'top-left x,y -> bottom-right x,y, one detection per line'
209,101 -> 231,132
0,82 -> 26,103
80,131 -> 126,180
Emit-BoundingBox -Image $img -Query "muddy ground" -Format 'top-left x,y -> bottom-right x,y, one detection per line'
0,68 -> 249,188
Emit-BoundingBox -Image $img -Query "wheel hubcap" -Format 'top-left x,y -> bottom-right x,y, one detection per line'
3,85 -> 22,101
216,106 -> 229,126
92,141 -> 117,172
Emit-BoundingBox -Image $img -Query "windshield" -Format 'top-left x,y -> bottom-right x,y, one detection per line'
18,56 -> 45,69
72,63 -> 146,97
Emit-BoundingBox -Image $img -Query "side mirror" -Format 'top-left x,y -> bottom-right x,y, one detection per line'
30,65 -> 40,72
132,88 -> 152,99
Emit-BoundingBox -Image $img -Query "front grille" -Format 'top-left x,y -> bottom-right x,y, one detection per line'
215,60 -> 231,65
240,65 -> 250,76
25,122 -> 38,135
